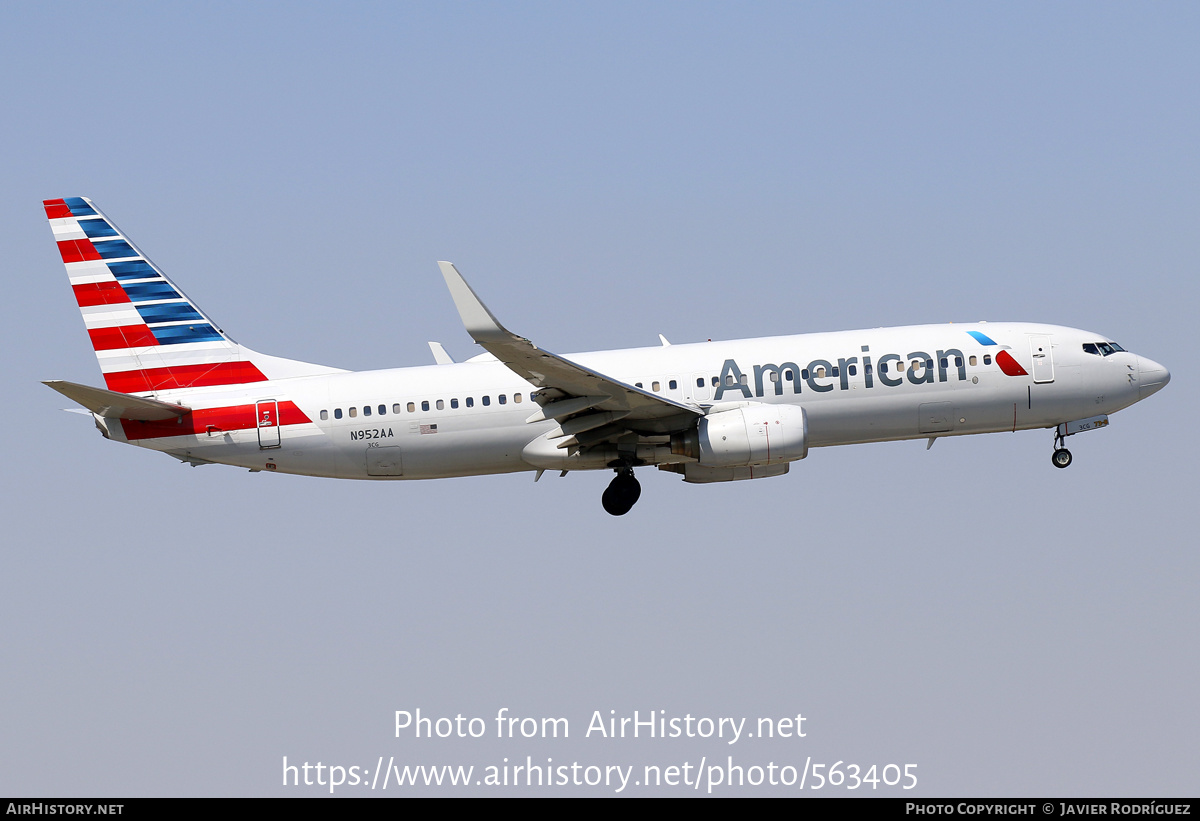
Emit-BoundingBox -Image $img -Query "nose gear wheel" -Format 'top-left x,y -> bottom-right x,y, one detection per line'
1051,432 -> 1072,469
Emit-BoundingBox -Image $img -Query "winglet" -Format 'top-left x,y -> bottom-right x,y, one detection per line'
427,341 -> 455,365
438,261 -> 513,344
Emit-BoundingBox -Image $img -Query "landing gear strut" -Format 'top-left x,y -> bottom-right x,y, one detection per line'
1051,432 -> 1072,469
602,467 -> 641,516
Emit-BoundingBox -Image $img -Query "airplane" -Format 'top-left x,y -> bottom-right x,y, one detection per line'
43,196 -> 1171,516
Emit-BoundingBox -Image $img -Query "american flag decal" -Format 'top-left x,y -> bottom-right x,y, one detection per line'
420,424 -> 438,434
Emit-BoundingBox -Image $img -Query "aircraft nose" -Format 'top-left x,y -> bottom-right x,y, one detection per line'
1137,356 -> 1171,399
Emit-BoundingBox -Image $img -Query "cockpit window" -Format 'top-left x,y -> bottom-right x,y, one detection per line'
1085,341 -> 1126,357
1083,343 -> 1100,355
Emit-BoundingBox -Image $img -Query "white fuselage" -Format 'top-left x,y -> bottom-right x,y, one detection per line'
100,321 -> 1165,480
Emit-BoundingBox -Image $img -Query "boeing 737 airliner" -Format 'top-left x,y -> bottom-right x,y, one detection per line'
44,197 -> 1170,515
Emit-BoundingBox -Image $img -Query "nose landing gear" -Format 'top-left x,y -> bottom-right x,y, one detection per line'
602,467 -> 641,516
1048,415 -> 1111,469
1051,432 -> 1072,469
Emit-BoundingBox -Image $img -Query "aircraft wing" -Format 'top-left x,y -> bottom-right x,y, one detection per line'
438,262 -> 701,439
44,380 -> 190,421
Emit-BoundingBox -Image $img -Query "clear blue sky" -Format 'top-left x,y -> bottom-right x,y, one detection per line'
2,2 -> 1196,795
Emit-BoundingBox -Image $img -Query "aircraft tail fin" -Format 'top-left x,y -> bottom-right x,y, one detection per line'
44,197 -> 343,394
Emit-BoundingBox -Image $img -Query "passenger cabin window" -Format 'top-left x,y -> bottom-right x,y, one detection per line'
349,407 -> 357,418
451,398 -> 459,409
436,399 -> 444,410
696,377 -> 704,388
379,404 -> 386,415
363,405 -> 371,416
320,410 -> 329,421
498,395 -> 506,405
466,397 -> 474,408
514,393 -> 522,403
669,379 -> 677,390
407,402 -> 415,413
983,355 -> 992,365
334,408 -> 343,419
969,356 -> 978,366
421,400 -> 429,411
393,403 -> 402,414
652,381 -> 660,392
482,396 -> 491,406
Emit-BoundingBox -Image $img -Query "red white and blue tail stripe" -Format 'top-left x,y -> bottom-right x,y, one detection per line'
45,197 -> 340,395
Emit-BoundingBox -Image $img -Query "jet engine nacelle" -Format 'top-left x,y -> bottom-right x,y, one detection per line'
672,403 -> 808,468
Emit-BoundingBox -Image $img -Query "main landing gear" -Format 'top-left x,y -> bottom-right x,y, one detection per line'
602,467 -> 641,516
1051,432 -> 1072,469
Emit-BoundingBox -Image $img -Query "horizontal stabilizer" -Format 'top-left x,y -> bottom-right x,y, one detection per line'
43,380 -> 190,420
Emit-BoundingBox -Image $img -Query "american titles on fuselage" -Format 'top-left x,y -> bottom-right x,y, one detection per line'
714,346 -> 975,401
